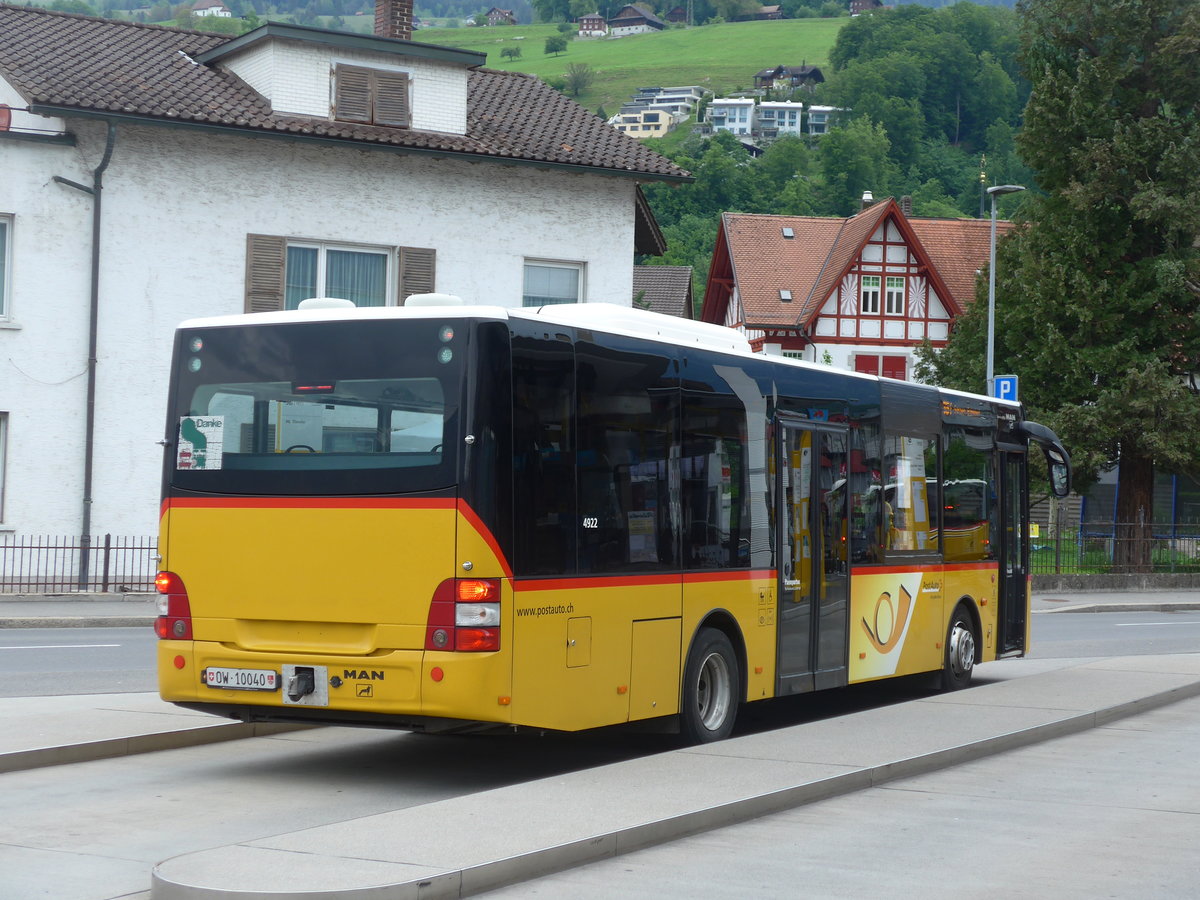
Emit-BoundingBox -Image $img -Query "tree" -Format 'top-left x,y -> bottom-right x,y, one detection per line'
817,117 -> 895,215
920,0 -> 1200,570
544,34 -> 568,56
500,46 -> 523,60
563,62 -> 595,97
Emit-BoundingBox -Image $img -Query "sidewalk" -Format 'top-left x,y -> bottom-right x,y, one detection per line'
3,588 -> 1200,629
0,592 -> 157,627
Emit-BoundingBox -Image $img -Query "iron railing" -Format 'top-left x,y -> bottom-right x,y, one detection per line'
1031,523 -> 1200,574
0,534 -> 158,593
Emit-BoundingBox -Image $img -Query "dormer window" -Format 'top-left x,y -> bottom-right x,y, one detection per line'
333,64 -> 411,128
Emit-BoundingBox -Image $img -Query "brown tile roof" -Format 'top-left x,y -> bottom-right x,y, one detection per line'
907,217 -> 1013,310
0,4 -> 689,181
713,202 -> 1009,329
633,265 -> 693,318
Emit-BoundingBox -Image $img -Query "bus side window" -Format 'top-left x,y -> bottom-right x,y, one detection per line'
851,421 -> 884,564
512,334 -> 577,577
882,432 -> 939,555
942,426 -> 997,562
575,340 -> 678,574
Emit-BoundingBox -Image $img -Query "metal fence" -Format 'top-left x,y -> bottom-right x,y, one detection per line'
1031,524 -> 1200,574
0,535 -> 158,593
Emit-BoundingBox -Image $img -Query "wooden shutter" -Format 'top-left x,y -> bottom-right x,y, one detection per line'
245,234 -> 286,313
398,247 -> 435,303
374,71 -> 411,127
334,65 -> 372,124
334,65 -> 410,128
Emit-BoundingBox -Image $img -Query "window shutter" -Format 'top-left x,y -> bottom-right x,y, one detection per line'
374,71 -> 411,127
334,65 -> 372,124
398,247 -> 435,303
245,234 -> 286,313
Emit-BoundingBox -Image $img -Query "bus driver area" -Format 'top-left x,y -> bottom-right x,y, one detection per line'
155,297 -> 1069,743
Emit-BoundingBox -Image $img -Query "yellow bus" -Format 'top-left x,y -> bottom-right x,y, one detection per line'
155,299 -> 1070,743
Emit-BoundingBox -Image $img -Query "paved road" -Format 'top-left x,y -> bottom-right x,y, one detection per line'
0,627 -> 156,697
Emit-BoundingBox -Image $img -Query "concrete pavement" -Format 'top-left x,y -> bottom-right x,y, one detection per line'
1,591 -> 1199,898
6,588 -> 1200,630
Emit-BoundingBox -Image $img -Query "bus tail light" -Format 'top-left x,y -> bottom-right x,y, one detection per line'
154,570 -> 193,641
426,578 -> 501,652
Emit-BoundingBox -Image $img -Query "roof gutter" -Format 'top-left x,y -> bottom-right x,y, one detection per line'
52,120 -> 116,588
30,105 -> 693,185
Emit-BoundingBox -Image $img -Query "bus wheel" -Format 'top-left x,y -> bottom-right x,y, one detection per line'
681,627 -> 739,744
941,606 -> 976,691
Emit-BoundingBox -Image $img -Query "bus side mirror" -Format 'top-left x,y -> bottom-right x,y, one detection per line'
1046,451 -> 1070,498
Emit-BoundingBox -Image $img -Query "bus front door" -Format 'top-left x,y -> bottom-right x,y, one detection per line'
997,450 -> 1028,654
777,422 -> 850,694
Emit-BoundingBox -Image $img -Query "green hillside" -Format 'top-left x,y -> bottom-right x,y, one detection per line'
410,19 -> 846,115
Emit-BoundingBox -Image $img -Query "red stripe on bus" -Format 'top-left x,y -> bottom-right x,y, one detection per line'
516,570 -> 776,592
456,499 -> 513,580
516,574 -> 683,593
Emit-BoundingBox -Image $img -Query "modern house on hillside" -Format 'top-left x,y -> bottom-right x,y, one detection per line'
701,198 -> 1010,382
0,0 -> 687,565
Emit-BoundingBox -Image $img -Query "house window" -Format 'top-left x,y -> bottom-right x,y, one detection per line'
861,275 -> 881,314
524,261 -> 583,306
885,276 -> 905,315
333,64 -> 411,128
285,242 -> 389,309
244,235 -> 434,312
0,216 -> 10,319
809,113 -> 827,135
854,354 -> 907,380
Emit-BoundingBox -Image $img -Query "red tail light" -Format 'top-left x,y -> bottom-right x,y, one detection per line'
426,578 -> 501,652
154,570 -> 193,641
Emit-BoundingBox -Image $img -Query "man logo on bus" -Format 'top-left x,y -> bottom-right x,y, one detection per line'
861,584 -> 913,653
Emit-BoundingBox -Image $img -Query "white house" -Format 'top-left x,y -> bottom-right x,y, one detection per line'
192,0 -> 232,17
0,1 -> 687,562
706,98 -> 756,135
709,99 -> 839,138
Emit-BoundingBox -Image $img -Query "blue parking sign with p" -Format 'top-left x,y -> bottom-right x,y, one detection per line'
993,375 -> 1018,402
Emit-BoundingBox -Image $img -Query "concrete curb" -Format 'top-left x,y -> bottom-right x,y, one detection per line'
0,721 -> 311,775
1,616 -> 155,628
1035,602 -> 1200,614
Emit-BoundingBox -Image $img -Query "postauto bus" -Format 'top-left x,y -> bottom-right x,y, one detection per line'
155,297 -> 1070,743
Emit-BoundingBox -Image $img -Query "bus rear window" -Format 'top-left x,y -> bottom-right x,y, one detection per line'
166,320 -> 461,495
177,378 -> 445,471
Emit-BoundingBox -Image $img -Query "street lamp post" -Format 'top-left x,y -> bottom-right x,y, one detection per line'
986,184 -> 1025,396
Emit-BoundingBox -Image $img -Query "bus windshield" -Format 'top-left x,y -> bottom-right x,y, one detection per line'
166,319 -> 462,496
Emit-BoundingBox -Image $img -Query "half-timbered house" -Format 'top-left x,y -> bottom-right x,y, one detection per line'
700,198 -> 1010,381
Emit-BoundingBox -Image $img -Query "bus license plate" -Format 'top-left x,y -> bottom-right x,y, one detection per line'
204,667 -> 278,691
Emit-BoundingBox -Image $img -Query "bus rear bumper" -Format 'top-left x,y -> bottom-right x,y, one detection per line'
157,640 -> 513,727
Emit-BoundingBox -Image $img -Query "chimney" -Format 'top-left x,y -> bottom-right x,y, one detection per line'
899,195 -> 913,216
860,190 -> 874,211
375,0 -> 412,41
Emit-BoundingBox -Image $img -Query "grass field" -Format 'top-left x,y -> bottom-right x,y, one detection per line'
405,19 -> 847,115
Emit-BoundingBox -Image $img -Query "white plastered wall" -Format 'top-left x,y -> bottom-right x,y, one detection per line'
0,118 -> 637,538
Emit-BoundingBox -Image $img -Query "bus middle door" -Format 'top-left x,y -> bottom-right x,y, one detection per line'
997,448 -> 1029,655
777,421 -> 850,695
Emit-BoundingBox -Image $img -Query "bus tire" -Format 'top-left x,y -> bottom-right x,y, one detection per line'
680,627 -> 740,744
941,605 -> 976,691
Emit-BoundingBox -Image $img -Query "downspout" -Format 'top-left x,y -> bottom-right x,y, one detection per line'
54,120 -> 116,589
